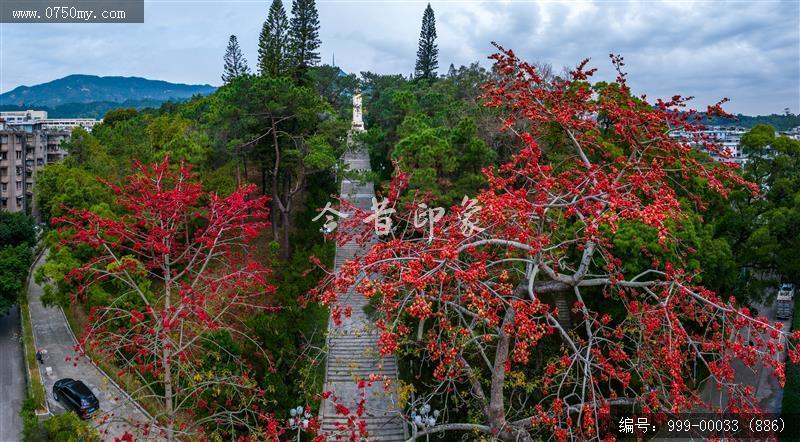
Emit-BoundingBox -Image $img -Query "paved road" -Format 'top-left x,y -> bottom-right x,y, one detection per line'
701,299 -> 790,413
29,251 -> 151,440
0,305 -> 25,442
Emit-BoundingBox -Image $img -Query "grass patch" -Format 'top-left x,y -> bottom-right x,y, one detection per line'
780,300 -> 800,440
21,396 -> 100,442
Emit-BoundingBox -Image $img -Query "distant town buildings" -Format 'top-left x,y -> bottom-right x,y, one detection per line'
672,124 -> 800,165
0,109 -> 48,124
0,110 -> 100,132
671,126 -> 747,165
37,118 -> 100,132
784,126 -> 800,141
0,117 -> 70,213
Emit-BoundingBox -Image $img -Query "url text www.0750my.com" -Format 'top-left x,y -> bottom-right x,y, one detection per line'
13,7 -> 126,21
1,0 -> 144,23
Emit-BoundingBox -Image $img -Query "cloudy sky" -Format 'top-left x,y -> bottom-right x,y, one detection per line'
0,0 -> 798,115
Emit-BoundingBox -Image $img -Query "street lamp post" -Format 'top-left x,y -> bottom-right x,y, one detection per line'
410,403 -> 439,441
289,405 -> 311,442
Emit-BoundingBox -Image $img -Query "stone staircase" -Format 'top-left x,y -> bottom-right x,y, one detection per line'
554,294 -> 572,329
320,147 -> 407,441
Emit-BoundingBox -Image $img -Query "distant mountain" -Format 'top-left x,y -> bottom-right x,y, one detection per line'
0,74 -> 216,108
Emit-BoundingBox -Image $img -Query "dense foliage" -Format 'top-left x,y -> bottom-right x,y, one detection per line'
0,212 -> 35,315
21,398 -> 100,442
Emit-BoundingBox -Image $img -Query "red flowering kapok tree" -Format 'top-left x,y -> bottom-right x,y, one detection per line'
56,158 -> 279,440
313,47 -> 800,441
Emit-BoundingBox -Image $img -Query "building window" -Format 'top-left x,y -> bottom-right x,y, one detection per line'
16,150 -> 22,159
0,183 -> 6,192
0,152 -> 6,160
16,181 -> 22,190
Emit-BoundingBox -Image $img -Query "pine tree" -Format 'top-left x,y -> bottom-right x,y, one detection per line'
258,0 -> 289,77
222,35 -> 250,83
414,3 -> 439,80
447,63 -> 456,78
288,0 -> 321,77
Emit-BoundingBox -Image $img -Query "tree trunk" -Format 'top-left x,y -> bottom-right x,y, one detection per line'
163,346 -> 174,441
488,307 -> 535,442
280,209 -> 290,260
235,153 -> 241,187
271,199 -> 280,244
261,162 -> 268,196
163,258 -> 174,441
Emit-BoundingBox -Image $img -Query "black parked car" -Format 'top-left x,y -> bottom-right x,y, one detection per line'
53,378 -> 99,419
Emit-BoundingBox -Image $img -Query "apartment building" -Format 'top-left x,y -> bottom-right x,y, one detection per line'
671,126 -> 747,165
0,120 -> 69,213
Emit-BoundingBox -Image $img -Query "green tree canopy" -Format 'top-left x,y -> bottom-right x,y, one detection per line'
0,245 -> 31,315
288,0 -> 321,78
414,3 -> 439,80
258,0 -> 290,77
222,34 -> 250,84
0,211 -> 36,247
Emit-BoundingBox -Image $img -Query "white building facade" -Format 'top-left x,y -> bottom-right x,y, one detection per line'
671,126 -> 747,165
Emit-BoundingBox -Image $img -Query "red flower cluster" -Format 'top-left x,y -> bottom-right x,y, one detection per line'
312,46 -> 794,441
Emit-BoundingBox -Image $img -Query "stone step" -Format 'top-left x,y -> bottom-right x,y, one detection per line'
328,343 -> 383,351
326,369 -> 397,379
321,422 -> 405,431
328,342 -> 382,349
326,358 -> 396,368
329,336 -> 383,342
328,336 -> 381,343
326,361 -> 395,370
321,421 -> 404,430
320,428 -> 405,437
326,360 -> 395,369
327,369 -> 396,378
328,343 -> 383,349
321,416 -> 404,427
329,341 -> 383,349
